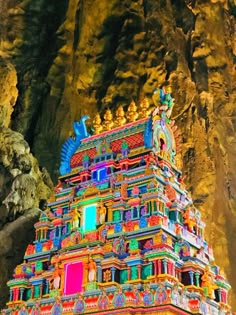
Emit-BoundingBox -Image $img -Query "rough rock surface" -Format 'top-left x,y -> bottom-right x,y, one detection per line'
0,0 -> 235,309
0,56 -> 53,305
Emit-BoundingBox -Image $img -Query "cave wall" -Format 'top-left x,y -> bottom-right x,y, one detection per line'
0,0 -> 235,308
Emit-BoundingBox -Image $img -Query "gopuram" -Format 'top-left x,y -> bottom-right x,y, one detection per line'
1,88 -> 233,315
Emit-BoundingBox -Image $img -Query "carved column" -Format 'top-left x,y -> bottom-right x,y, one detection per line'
97,263 -> 102,283
163,259 -> 167,274
157,260 -> 162,274
19,288 -> 24,300
31,285 -> 34,299
195,272 -> 200,287
167,260 -> 172,274
9,289 -> 13,302
138,265 -> 141,279
111,267 -> 116,282
189,271 -> 194,285
128,266 -> 131,281
15,288 -> 20,300
40,284 -> 43,297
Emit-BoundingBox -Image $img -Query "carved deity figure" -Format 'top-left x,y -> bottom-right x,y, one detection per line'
120,182 -> 128,199
201,266 -> 218,299
72,208 -> 80,230
171,286 -> 180,305
88,257 -> 97,282
183,208 -> 196,232
165,183 -> 177,207
103,269 -> 112,282
117,235 -> 126,255
152,86 -> 174,120
51,262 -> 62,290
146,151 -> 157,167
153,230 -> 163,246
98,202 -> 107,225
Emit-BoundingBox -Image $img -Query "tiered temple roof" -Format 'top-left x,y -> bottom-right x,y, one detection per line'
1,87 -> 233,315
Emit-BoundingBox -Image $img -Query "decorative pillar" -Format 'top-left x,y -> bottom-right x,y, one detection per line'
31,286 -> 34,299
111,267 -> 116,282
157,260 -> 162,274
172,263 -> 175,276
221,290 -> 227,304
40,284 -> 43,297
13,289 -> 17,301
167,260 -> 171,274
97,264 -> 102,283
128,266 -> 131,281
9,289 -> 13,302
45,280 -> 49,294
175,270 -> 179,280
19,288 -> 24,300
163,259 -> 167,274
195,272 -> 200,287
154,260 -> 157,276
149,262 -> 153,277
178,270 -> 182,282
189,271 -> 194,285
218,288 -> 222,302
138,265 -> 141,279
15,288 -> 20,300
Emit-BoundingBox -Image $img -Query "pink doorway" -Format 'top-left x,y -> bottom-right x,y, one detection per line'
64,261 -> 83,295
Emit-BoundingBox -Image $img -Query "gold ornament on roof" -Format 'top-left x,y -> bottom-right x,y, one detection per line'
93,113 -> 103,135
115,106 -> 126,127
127,100 -> 138,122
103,109 -> 114,131
139,97 -> 151,118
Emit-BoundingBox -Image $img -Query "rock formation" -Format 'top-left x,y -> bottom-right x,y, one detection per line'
0,56 -> 53,305
0,0 -> 235,309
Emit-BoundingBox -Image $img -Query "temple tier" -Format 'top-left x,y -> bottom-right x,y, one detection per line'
2,88 -> 233,315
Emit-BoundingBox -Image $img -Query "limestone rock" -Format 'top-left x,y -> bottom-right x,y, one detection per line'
0,56 -> 18,128
0,208 -> 41,306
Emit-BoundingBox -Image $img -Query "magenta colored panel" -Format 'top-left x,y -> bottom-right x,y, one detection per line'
64,261 -> 83,295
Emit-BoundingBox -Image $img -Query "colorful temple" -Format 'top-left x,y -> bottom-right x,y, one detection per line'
2,88 -> 234,315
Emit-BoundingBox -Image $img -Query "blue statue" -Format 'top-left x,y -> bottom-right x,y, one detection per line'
59,116 -> 90,175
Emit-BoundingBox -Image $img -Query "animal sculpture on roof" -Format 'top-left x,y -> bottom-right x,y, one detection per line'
59,116 -> 90,175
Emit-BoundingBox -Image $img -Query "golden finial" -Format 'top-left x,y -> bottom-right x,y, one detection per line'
127,100 -> 138,123
114,106 -> 126,127
103,108 -> 114,131
92,113 -> 103,135
139,97 -> 151,118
